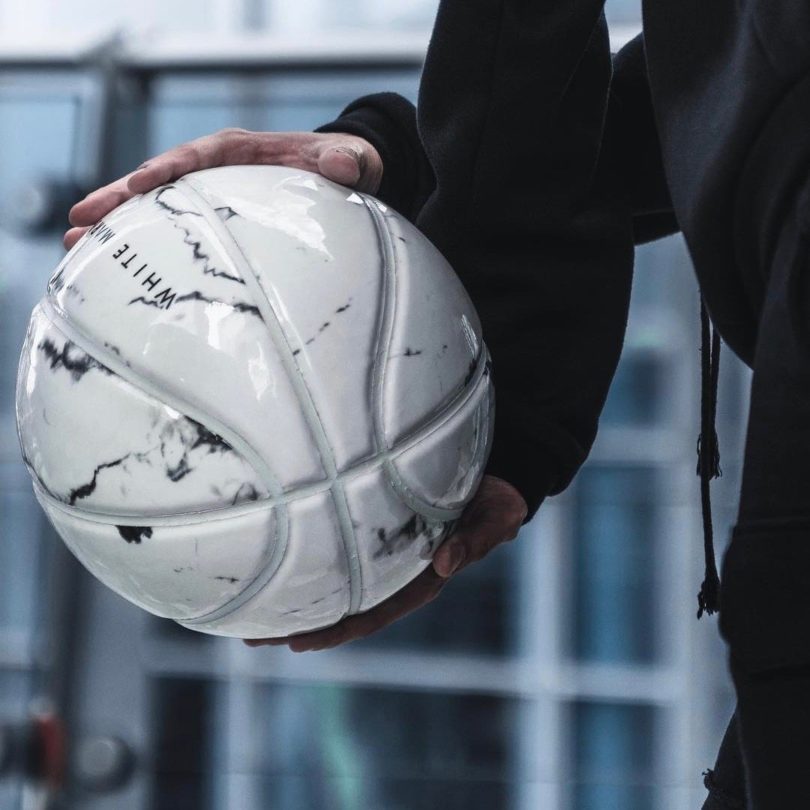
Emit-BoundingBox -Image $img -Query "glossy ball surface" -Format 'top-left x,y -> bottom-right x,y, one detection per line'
15,165 -> 494,638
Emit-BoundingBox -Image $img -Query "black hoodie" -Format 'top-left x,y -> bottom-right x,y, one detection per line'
319,0 -> 810,513
318,2 -> 810,609
319,2 -> 637,523
319,3 -> 810,802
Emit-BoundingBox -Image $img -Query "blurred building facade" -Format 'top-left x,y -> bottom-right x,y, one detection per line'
0,1 -> 747,808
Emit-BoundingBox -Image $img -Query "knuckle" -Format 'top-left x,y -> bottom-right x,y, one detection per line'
217,126 -> 249,141
504,517 -> 524,541
172,143 -> 198,161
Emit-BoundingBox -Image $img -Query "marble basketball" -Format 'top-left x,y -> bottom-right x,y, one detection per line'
15,165 -> 494,638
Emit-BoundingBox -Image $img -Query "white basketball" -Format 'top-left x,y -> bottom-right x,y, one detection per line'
15,165 -> 494,638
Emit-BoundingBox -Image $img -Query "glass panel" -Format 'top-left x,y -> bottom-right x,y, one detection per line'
0,92 -> 78,455
0,464 -> 44,635
571,701 -> 656,810
632,236 -> 690,311
146,73 -> 420,158
352,534 -> 517,656
0,88 -> 79,637
601,352 -> 663,427
0,783 -> 21,810
264,0 -> 439,33
0,84 -> 81,810
151,679 -> 521,810
151,677 -> 215,810
571,466 -> 658,664
605,0 -> 643,26
0,0 -> 640,38
0,672 -> 33,810
257,684 -> 518,810
0,671 -> 32,718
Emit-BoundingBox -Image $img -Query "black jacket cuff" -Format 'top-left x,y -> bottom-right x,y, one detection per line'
315,92 -> 434,223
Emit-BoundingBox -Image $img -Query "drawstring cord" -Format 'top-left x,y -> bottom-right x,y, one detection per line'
696,294 -> 722,618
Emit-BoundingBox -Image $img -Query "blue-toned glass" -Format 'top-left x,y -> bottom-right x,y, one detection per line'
571,700 -> 656,810
257,683 -> 518,810
571,465 -> 658,664
145,73 -> 419,159
601,351 -> 662,427
0,90 -> 78,642
605,0 -> 642,26
0,465 -> 43,635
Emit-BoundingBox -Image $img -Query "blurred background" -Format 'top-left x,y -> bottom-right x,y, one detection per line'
0,1 -> 749,808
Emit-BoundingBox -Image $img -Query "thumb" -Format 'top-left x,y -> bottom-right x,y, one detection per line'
316,139 -> 382,194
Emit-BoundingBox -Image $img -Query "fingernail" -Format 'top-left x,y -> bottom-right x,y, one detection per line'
451,545 -> 467,573
442,544 -> 466,576
332,145 -> 362,161
330,147 -> 362,183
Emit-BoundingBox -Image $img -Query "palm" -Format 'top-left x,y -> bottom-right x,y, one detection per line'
244,475 -> 527,652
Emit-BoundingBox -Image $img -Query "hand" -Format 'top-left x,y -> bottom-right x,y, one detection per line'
244,475 -> 528,652
64,129 -> 383,249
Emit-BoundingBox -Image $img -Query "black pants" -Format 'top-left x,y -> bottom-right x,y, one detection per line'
702,181 -> 810,808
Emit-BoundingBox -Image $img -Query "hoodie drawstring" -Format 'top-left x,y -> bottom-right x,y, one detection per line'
696,294 -> 722,618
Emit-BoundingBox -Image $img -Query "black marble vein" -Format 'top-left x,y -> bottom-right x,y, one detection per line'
294,300 -> 352,353
154,187 -> 203,218
127,291 -> 261,319
463,356 -> 479,387
127,296 -> 166,310
116,525 -> 153,544
372,514 -> 442,560
65,283 -> 86,303
156,188 -> 245,284
38,338 -> 111,381
68,452 -> 141,504
231,482 -> 260,505
172,291 -> 262,318
162,421 -> 233,482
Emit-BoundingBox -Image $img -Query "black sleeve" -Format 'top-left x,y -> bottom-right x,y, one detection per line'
412,0 -> 634,519
315,92 -> 434,223
316,15 -> 676,520
608,33 -> 679,243
318,36 -> 678,244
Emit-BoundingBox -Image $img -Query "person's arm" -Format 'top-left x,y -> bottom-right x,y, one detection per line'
316,92 -> 434,223
405,0 -> 633,520
319,8 -> 659,522
319,33 -> 679,244
607,33 -> 679,243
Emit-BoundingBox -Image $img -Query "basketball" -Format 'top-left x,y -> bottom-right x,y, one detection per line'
15,165 -> 494,638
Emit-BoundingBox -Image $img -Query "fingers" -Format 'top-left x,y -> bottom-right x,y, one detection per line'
432,475 -> 527,578
126,130 -> 381,198
63,226 -> 89,250
316,139 -> 383,194
243,477 -> 528,654
68,128 -> 257,228
317,146 -> 362,188
127,128 -> 258,194
245,565 -> 447,652
66,129 -> 383,240
68,175 -> 138,227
